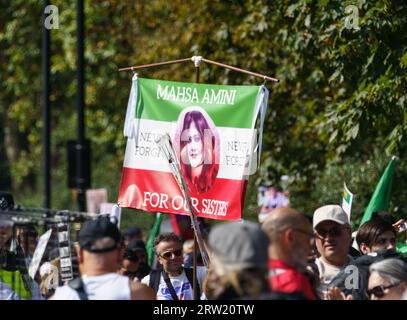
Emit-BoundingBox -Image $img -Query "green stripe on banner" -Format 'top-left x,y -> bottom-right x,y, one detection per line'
136,78 -> 260,128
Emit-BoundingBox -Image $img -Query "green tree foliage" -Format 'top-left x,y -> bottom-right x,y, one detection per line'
0,0 -> 406,230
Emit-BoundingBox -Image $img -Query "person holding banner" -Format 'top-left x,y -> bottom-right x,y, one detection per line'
142,233 -> 206,300
175,108 -> 219,194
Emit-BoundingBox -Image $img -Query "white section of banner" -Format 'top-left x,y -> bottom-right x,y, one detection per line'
29,229 -> 52,280
122,119 -> 257,180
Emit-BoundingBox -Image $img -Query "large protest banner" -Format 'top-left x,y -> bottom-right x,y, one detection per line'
118,77 -> 269,221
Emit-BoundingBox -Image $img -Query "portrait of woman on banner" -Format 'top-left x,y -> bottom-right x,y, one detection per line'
173,107 -> 220,194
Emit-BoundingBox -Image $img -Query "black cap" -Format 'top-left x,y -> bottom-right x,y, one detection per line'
78,216 -> 121,253
127,239 -> 146,252
0,192 -> 14,211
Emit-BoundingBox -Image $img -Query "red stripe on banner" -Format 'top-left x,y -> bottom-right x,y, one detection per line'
118,167 -> 247,221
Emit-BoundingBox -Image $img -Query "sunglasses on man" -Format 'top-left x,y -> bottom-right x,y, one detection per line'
315,226 -> 345,239
158,249 -> 183,260
366,282 -> 400,298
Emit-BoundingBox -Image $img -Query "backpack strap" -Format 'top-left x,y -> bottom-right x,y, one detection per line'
162,270 -> 179,300
184,267 -> 200,299
148,269 -> 162,294
68,277 -> 88,300
149,268 -> 201,299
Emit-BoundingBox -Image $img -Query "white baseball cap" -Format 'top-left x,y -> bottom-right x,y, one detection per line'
313,205 -> 349,229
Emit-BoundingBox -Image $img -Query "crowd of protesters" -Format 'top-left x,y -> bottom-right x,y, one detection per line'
1,190 -> 407,300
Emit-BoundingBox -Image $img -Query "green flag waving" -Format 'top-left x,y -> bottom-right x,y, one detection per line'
146,212 -> 163,266
360,156 -> 397,226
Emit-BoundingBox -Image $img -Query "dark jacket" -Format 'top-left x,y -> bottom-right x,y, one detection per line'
328,249 -> 406,300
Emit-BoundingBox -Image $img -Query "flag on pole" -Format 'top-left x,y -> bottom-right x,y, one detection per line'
146,212 -> 163,267
342,182 -> 353,220
360,156 -> 397,226
118,76 -> 269,221
169,214 -> 194,240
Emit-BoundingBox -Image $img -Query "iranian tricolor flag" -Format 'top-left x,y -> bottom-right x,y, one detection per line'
118,76 -> 269,221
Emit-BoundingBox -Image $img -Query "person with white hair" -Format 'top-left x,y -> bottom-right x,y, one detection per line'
368,258 -> 407,300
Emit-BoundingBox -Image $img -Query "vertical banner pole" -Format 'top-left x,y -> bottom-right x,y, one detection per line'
192,59 -> 200,300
